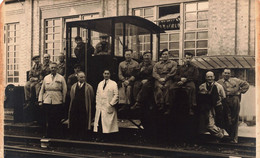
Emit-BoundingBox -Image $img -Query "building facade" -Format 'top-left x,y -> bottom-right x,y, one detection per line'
3,0 -> 255,86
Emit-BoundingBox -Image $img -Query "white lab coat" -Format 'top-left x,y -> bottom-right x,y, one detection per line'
93,79 -> 119,133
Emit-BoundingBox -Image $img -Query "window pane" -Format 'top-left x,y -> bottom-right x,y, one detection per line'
197,40 -> 208,48
198,2 -> 209,10
185,3 -> 196,12
14,71 -> 19,76
54,42 -> 60,49
197,32 -> 208,39
185,32 -> 195,40
144,8 -> 153,16
185,41 -> 195,48
186,12 -> 196,21
169,50 -> 179,57
170,33 -> 179,41
8,78 -> 13,82
144,36 -> 150,42
47,43 -> 53,49
198,11 -> 208,19
54,33 -> 60,39
145,17 -> 154,21
184,50 -> 195,56
185,21 -> 196,29
198,20 -> 208,28
53,19 -> 61,26
144,44 -> 150,51
196,49 -> 207,56
160,43 -> 168,50
14,78 -> 19,82
160,34 -> 168,41
169,42 -> 179,49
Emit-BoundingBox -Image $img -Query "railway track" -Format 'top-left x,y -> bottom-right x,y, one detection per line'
4,134 -> 256,158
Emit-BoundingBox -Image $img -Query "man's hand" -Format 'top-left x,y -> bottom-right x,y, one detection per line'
181,77 -> 187,83
141,79 -> 148,84
123,80 -> 130,86
159,78 -> 166,84
38,101 -> 43,106
177,81 -> 184,86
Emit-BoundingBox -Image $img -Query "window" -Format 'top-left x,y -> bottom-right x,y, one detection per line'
160,33 -> 180,58
45,18 -> 62,62
184,2 -> 208,56
5,23 -> 19,83
133,7 -> 154,21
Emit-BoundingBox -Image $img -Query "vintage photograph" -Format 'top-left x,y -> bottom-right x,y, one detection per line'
1,0 -> 257,157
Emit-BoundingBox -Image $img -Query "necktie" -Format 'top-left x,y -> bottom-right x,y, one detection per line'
103,80 -> 107,90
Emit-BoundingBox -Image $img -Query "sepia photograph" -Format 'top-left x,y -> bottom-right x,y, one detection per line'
0,0 -> 258,157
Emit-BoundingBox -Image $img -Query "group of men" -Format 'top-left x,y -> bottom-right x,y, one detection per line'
25,38 -> 249,143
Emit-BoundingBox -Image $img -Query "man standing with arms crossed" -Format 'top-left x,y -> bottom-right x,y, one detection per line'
217,69 -> 249,143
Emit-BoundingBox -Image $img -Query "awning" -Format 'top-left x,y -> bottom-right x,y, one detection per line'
192,55 -> 255,70
155,13 -> 180,21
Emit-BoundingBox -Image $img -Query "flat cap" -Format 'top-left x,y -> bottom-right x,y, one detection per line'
32,55 -> 40,60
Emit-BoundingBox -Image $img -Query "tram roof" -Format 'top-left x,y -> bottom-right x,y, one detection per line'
192,55 -> 255,70
66,16 -> 165,35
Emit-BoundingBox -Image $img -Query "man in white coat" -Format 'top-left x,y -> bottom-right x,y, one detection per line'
94,69 -> 119,140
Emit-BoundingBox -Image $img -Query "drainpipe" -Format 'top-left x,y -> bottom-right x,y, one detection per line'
31,0 -> 34,66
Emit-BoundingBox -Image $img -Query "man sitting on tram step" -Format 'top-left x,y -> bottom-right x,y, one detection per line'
57,53 -> 66,77
24,55 -> 43,107
67,64 -> 81,97
217,68 -> 249,143
118,49 -> 139,110
74,36 -> 94,71
94,34 -> 111,56
68,71 -> 94,140
169,52 -> 199,115
94,69 -> 119,141
131,51 -> 155,110
153,49 -> 177,114
38,62 -> 67,138
42,53 -> 52,78
198,71 -> 225,140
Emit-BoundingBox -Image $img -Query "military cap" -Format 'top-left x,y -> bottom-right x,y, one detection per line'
32,55 -> 40,60
99,34 -> 109,38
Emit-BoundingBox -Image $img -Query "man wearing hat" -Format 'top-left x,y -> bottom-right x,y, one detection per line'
131,51 -> 155,109
24,55 -> 43,106
94,34 -> 111,55
74,36 -> 94,71
57,53 -> 66,76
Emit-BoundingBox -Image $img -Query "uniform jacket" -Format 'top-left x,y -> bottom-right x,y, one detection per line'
94,79 -> 119,133
136,61 -> 155,81
217,78 -> 249,96
153,60 -> 177,81
42,61 -> 52,78
174,63 -> 199,82
118,59 -> 139,83
29,63 -> 43,81
57,61 -> 66,76
38,73 -> 67,105
69,82 -> 94,130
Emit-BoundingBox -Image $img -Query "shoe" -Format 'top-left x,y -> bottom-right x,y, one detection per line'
163,109 -> 171,115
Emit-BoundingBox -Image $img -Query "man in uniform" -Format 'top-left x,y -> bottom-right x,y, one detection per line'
217,69 -> 249,143
131,51 -> 155,109
57,53 -> 66,76
38,62 -> 67,138
74,36 -> 94,71
42,53 -> 52,78
24,55 -> 42,106
118,49 -> 139,107
198,71 -> 226,139
170,52 -> 199,115
94,34 -> 111,55
153,49 -> 177,113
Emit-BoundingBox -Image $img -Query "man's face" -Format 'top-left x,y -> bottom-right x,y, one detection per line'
74,67 -> 81,73
44,54 -> 50,63
50,64 -> 57,75
206,72 -> 215,83
77,72 -> 86,83
75,39 -> 82,44
34,58 -> 40,64
184,55 -> 193,64
125,51 -> 132,61
143,53 -> 151,62
223,69 -> 231,80
59,55 -> 65,62
100,37 -> 107,42
161,51 -> 169,61
103,70 -> 111,80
